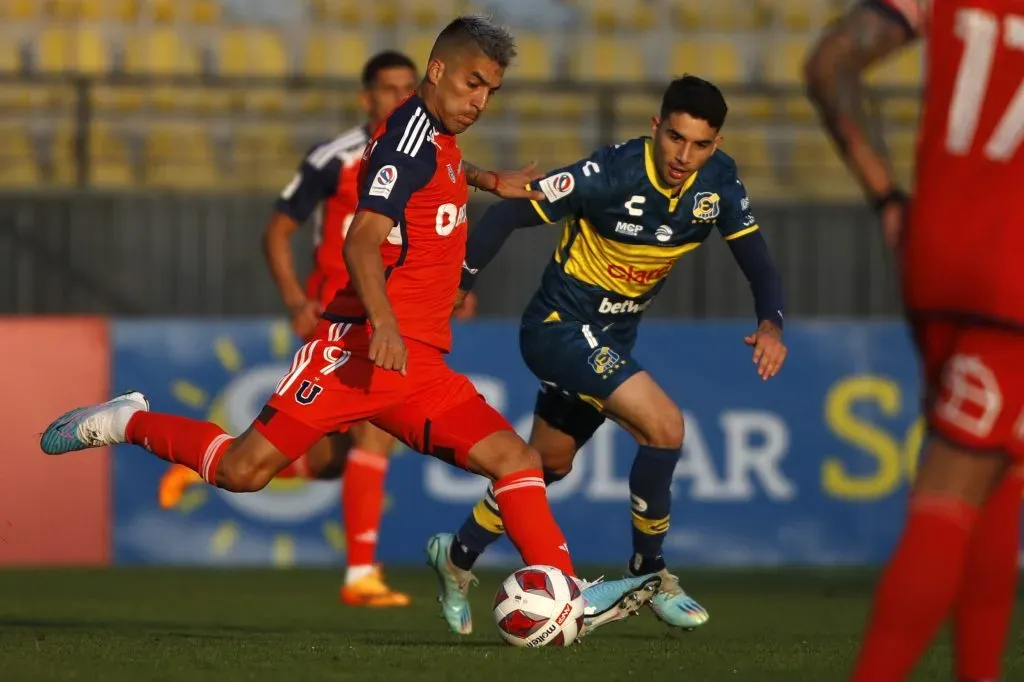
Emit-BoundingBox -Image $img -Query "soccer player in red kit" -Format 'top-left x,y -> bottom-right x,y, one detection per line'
805,0 -> 1024,679
158,51 -> 420,608
41,15 -> 662,637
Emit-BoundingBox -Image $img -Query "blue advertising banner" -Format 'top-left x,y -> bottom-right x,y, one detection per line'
112,319 -> 926,567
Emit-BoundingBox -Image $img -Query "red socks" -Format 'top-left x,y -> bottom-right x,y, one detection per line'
850,494 -> 978,682
953,472 -> 1024,682
492,469 -> 575,576
343,448 -> 389,568
126,412 -> 232,485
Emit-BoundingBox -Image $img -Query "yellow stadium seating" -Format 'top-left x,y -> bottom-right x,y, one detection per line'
888,128 -> 918,188
514,129 -> 587,169
571,36 -> 645,82
455,131 -> 496,174
671,42 -> 743,83
123,28 -> 202,74
0,125 -> 41,188
233,125 -> 296,191
589,0 -> 656,31
304,32 -> 369,79
764,36 -> 811,86
790,128 -> 860,200
509,34 -> 553,81
311,0 -> 363,24
671,0 -> 768,30
1,0 -> 39,19
886,96 -> 922,125
218,29 -> 288,77
722,127 -> 771,172
143,124 -> 220,189
88,122 -> 135,188
36,27 -> 112,75
866,43 -> 924,86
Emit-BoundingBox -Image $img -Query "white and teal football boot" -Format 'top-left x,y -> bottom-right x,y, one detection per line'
648,569 -> 709,629
40,391 -> 149,455
425,533 -> 477,635
577,573 -> 663,637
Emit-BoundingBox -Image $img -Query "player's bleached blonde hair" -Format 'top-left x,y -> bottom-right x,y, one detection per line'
430,14 -> 517,69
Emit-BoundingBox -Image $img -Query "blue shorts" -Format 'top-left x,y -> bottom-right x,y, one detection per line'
519,316 -> 644,446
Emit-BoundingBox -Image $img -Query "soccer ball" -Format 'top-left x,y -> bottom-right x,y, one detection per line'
492,564 -> 585,647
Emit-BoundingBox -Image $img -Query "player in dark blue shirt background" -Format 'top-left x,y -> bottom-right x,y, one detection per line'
426,76 -> 788,634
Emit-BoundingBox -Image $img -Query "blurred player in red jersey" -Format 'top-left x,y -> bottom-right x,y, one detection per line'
41,15 -> 664,636
159,51 -> 420,608
806,0 -> 1024,680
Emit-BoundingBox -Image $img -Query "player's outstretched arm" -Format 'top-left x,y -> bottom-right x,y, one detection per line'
727,231 -> 787,380
804,3 -> 916,209
459,199 -> 548,292
463,160 -> 546,201
344,210 -> 407,374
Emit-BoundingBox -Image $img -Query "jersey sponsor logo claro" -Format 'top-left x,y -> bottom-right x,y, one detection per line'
598,296 -> 653,314
606,263 -> 671,284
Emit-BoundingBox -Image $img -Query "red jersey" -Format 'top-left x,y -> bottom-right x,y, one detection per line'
323,95 -> 469,352
877,0 -> 1024,324
274,125 -> 370,294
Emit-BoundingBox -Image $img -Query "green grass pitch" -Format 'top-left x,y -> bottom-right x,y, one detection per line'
1,568 -> 1022,681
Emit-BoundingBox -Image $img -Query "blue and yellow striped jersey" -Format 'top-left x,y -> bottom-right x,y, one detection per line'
523,136 -> 759,333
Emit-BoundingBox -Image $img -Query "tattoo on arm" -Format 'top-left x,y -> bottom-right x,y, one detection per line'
462,160 -> 488,189
804,5 -> 915,198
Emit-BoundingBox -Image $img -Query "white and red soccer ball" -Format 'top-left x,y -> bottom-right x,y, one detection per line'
492,565 -> 585,647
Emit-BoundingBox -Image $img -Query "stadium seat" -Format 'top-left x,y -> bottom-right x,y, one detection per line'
866,43 -> 923,86
140,0 -> 217,22
91,84 -> 146,112
790,128 -> 859,200
769,0 -> 817,30
233,125 -> 296,191
0,33 -> 20,73
0,125 -> 41,188
671,42 -> 744,83
311,0 -> 363,24
35,26 -> 112,75
78,0 -> 139,21
888,128 -> 918,188
885,96 -> 921,125
589,0 -> 656,31
671,0 -> 767,30
505,92 -> 586,122
143,124 -> 220,189
88,122 -> 135,189
764,36 -> 811,86
304,32 -> 368,79
218,29 -> 289,77
722,127 -> 771,174
1,0 -> 39,20
454,131 -> 496,174
514,129 -> 587,170
508,34 -> 553,81
123,28 -> 202,74
570,36 -> 645,82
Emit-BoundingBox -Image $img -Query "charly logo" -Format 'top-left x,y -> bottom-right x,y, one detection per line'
168,322 -> 344,564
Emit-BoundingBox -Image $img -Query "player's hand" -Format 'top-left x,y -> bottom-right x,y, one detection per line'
288,299 -> 322,340
452,290 -> 478,322
486,162 -> 546,202
744,321 -> 787,381
369,320 -> 407,375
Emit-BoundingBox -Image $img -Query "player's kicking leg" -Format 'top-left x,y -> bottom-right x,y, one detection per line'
379,376 -> 662,639
41,392 -> 316,496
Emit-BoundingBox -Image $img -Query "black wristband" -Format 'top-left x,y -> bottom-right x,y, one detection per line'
872,187 -> 908,214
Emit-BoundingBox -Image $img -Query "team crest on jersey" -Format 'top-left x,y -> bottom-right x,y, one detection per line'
294,379 -> 323,406
588,346 -> 622,375
693,192 -> 720,220
447,163 -> 457,183
369,164 -> 398,199
539,172 -> 575,203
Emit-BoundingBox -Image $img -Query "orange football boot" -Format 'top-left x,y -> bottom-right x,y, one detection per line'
158,464 -> 204,509
340,566 -> 411,607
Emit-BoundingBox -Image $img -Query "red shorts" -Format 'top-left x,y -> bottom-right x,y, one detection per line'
913,319 -> 1024,459
255,319 -> 513,469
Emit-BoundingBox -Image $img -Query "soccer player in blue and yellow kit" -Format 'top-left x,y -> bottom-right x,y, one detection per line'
426,76 -> 788,634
